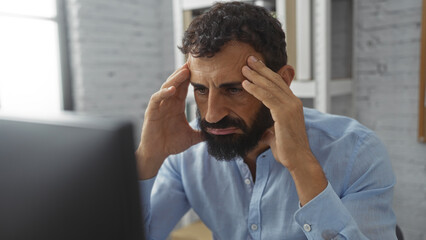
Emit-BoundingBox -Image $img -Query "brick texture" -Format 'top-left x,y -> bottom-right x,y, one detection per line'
66,0 -> 174,142
354,0 -> 426,239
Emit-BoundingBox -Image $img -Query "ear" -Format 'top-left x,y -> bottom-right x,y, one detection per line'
276,65 -> 295,87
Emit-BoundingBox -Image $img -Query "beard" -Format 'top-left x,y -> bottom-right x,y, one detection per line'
197,105 -> 274,161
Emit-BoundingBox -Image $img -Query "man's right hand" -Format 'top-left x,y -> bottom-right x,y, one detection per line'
136,63 -> 203,180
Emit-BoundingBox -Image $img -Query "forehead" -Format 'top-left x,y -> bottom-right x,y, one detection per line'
188,41 -> 263,85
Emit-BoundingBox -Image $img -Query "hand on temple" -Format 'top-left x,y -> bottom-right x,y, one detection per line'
136,63 -> 203,180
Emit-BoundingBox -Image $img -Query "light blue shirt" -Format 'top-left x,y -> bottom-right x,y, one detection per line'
140,108 -> 397,239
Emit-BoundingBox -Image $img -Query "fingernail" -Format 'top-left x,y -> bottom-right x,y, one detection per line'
249,56 -> 258,63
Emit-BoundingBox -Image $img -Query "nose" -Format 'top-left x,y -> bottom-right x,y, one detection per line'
204,91 -> 229,123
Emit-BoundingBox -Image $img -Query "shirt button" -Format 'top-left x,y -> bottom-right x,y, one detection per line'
303,223 -> 311,232
244,178 -> 251,185
251,224 -> 258,231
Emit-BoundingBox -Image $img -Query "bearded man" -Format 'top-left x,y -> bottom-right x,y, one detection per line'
136,2 -> 397,239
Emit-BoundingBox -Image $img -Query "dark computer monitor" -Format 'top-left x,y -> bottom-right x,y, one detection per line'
0,113 -> 144,240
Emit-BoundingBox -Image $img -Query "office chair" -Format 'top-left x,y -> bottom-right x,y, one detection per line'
396,225 -> 404,240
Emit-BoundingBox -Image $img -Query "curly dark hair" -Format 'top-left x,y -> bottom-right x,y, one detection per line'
179,1 -> 287,72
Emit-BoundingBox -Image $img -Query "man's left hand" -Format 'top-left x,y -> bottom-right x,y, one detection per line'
241,55 -> 327,206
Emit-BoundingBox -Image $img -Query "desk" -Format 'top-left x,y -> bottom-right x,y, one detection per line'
170,220 -> 212,240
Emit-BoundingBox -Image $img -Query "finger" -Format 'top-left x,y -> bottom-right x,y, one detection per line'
162,68 -> 189,89
162,64 -> 186,86
242,79 -> 282,108
246,56 -> 291,93
260,127 -> 281,161
161,64 -> 190,89
260,126 -> 275,146
148,86 -> 177,108
242,64 -> 298,102
242,65 -> 287,99
168,62 -> 189,80
175,77 -> 191,101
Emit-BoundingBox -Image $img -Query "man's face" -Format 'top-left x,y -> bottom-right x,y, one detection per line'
188,41 -> 274,160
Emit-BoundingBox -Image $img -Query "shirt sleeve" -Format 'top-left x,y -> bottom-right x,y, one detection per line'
294,132 -> 397,240
139,155 -> 191,240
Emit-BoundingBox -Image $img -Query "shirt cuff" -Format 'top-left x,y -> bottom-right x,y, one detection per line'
294,182 -> 352,239
139,176 -> 156,207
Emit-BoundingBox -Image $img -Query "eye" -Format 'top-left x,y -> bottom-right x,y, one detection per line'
227,87 -> 243,95
194,87 -> 208,95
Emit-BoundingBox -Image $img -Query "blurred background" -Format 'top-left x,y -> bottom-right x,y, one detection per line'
0,0 -> 425,239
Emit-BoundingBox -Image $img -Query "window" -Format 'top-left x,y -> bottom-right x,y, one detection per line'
0,0 -> 69,114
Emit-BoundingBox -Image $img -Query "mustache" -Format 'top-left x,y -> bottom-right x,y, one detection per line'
197,113 -> 248,132
200,116 -> 246,130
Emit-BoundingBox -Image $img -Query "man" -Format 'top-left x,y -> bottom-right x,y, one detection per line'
136,2 -> 397,239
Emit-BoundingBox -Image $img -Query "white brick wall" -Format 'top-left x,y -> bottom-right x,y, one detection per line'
66,0 -> 175,142
354,0 -> 426,239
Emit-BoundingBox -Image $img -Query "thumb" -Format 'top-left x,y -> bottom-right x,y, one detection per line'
261,127 -> 280,162
190,130 -> 204,146
260,127 -> 275,147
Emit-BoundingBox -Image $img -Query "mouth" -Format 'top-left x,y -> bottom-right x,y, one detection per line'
206,127 -> 240,135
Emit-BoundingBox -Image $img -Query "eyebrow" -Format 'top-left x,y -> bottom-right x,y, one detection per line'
190,82 -> 242,88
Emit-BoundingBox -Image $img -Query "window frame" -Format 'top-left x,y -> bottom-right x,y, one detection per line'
56,0 -> 73,111
0,0 -> 73,111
